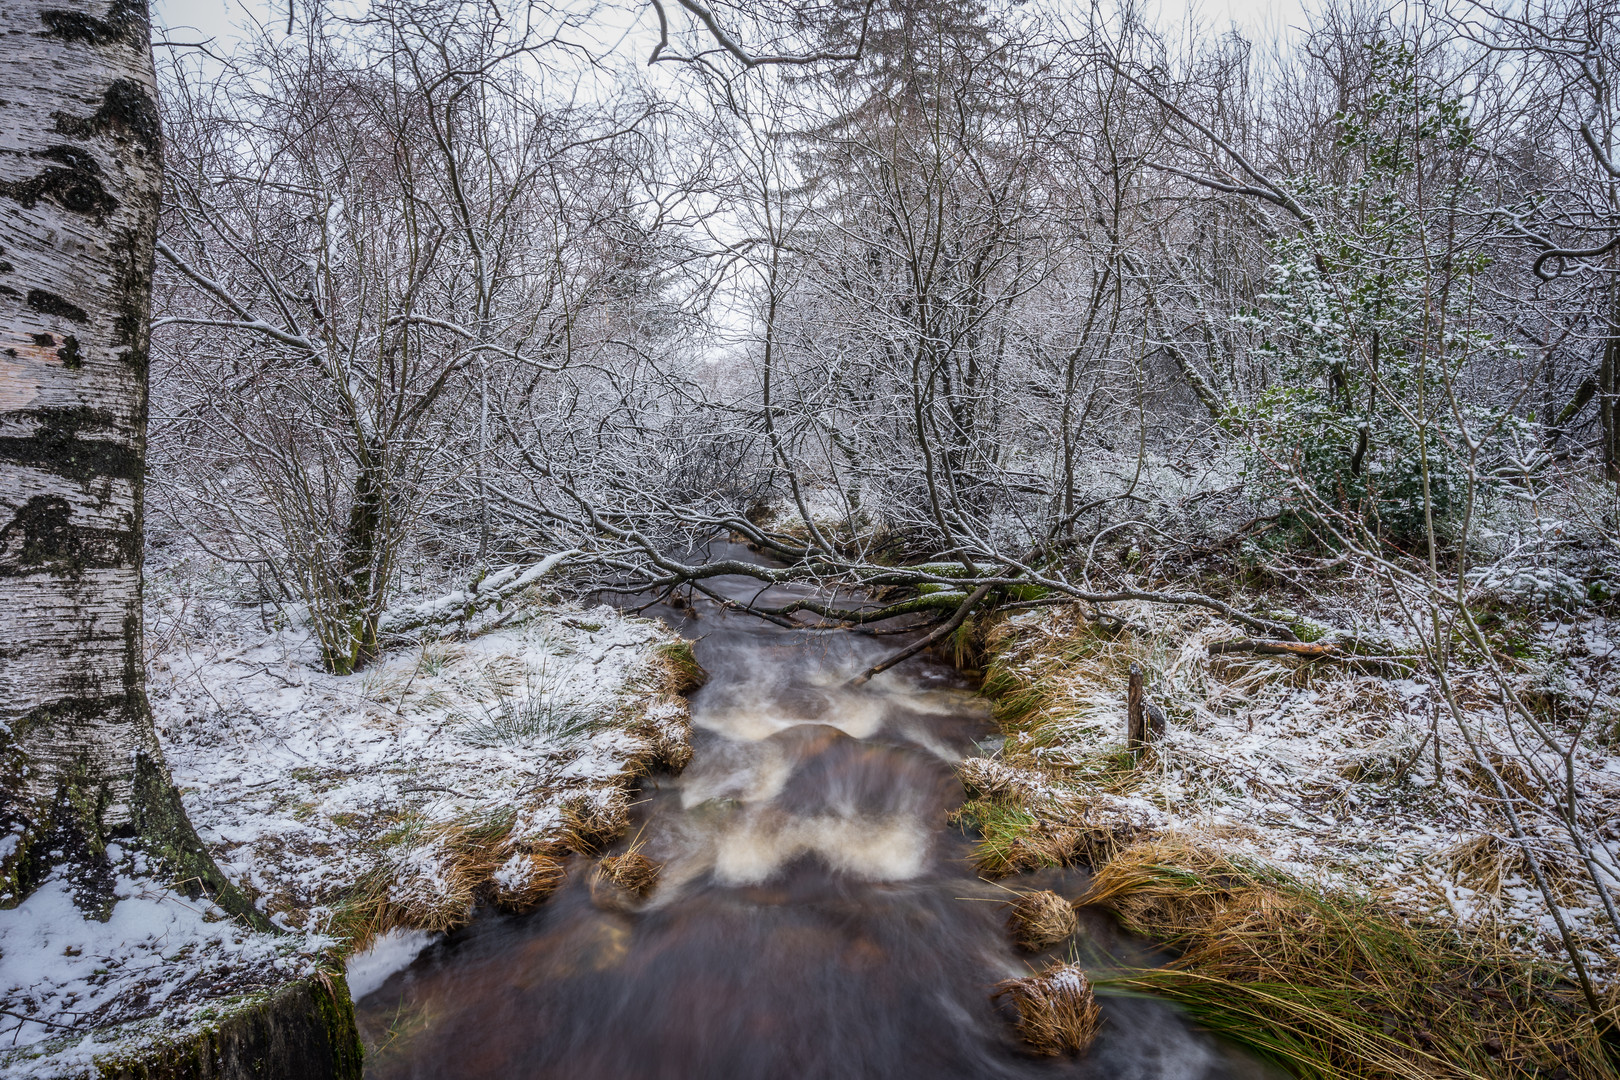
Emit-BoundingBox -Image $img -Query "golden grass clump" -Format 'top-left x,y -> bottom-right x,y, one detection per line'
599,850 -> 660,897
491,848 -> 568,912
1076,836 -> 1619,1080
993,961 -> 1102,1056
1007,889 -> 1079,951
560,788 -> 631,854
632,694 -> 694,772
653,729 -> 694,772
336,816 -> 512,949
654,638 -> 708,696
956,793 -> 1157,878
588,836 -> 660,911
954,799 -> 1083,877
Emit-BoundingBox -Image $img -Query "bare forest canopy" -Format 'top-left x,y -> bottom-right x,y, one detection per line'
149,0 -> 1620,671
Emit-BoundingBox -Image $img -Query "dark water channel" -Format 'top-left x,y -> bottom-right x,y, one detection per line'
355,549 -> 1272,1079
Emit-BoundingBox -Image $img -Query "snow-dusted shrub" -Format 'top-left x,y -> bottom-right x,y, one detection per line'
1238,44 -> 1518,548
1469,564 -> 1588,613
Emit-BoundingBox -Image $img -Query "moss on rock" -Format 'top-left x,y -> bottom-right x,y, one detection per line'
20,974 -> 362,1080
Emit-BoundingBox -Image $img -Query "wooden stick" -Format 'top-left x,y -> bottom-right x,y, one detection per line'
1208,639 -> 1339,658
1127,662 -> 1146,750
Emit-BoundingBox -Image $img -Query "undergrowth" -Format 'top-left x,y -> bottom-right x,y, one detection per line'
1080,838 -> 1619,1080
964,596 -> 1620,1079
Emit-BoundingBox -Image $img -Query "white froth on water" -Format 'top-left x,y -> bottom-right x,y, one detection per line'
711,812 -> 930,885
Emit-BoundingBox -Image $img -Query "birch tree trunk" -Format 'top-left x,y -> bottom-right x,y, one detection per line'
0,0 -> 253,921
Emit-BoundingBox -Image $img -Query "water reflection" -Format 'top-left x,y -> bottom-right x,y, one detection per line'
356,550 -> 1270,1079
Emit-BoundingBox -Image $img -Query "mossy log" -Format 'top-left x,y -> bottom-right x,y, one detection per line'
89,974 -> 363,1080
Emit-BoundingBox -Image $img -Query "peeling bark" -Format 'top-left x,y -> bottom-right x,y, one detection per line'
0,0 -> 256,922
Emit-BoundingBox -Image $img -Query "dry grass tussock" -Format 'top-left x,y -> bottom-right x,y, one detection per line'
336,812 -> 577,949
559,787 -> 634,855
591,835 -> 662,909
599,849 -> 660,896
330,767 -> 642,951
1007,889 -> 1079,950
654,638 -> 708,697
993,961 -> 1102,1056
1077,837 -> 1619,1080
952,763 -> 1164,877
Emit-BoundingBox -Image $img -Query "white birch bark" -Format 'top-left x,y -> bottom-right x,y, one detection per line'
0,0 -> 248,919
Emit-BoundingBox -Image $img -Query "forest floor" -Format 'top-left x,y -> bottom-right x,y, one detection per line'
0,551 -> 691,1076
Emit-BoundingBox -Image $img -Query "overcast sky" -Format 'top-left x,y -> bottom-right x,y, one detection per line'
153,0 -> 1310,59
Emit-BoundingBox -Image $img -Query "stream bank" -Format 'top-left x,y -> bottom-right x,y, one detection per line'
1,577 -> 686,1077
957,600 -> 1620,1079
351,550 -> 1277,1079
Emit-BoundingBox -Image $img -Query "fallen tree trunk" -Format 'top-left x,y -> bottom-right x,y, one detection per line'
378,550 -> 580,635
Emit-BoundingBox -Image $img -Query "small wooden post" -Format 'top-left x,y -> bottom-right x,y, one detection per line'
1127,662 -> 1145,750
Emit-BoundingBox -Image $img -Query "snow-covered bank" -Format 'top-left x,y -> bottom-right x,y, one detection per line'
149,599 -> 691,943
0,870 -> 326,1075
1,561 -> 691,1075
966,601 -> 1620,985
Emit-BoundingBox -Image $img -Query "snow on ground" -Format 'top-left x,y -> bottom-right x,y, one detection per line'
973,601 -> 1620,982
1,561 -> 689,1075
149,596 -> 689,940
0,866 -> 322,1073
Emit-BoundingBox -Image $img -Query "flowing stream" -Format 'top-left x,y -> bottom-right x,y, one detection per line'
355,548 -> 1272,1079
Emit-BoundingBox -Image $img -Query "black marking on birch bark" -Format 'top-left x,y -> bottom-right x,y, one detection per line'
113,224 -> 155,372
39,0 -> 148,48
0,693 -> 136,913
48,783 -> 119,919
0,147 -> 120,220
122,608 -> 144,700
52,79 -> 161,154
26,331 -> 82,367
0,406 -> 138,485
0,728 -> 125,918
27,287 -> 90,323
0,495 -> 134,576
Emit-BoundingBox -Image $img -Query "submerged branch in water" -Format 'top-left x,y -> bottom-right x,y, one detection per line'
849,583 -> 996,686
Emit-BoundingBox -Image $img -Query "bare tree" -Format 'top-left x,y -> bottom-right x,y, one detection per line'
152,0 -> 658,671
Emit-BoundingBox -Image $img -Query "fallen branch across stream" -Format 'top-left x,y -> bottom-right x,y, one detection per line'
848,582 -> 996,686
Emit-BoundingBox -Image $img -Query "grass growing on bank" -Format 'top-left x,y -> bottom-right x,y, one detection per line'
1078,838 -> 1618,1080
959,598 -> 1620,1079
656,638 -> 708,696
